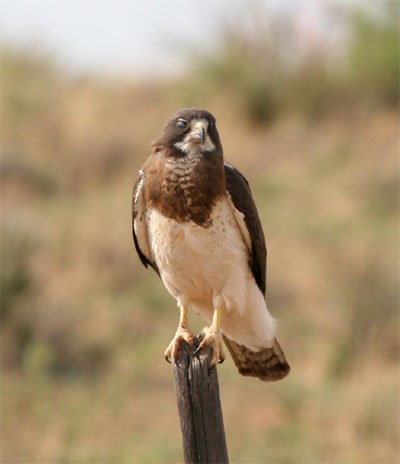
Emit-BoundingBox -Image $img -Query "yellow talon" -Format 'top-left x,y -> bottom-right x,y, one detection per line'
164,306 -> 195,362
198,308 -> 225,365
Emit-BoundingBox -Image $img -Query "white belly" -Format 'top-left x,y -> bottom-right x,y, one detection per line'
146,196 -> 275,350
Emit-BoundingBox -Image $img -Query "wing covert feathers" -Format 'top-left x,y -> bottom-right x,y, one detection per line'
223,336 -> 290,381
224,163 -> 267,295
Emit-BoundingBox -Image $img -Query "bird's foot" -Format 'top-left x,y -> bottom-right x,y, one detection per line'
164,326 -> 195,363
197,326 -> 225,365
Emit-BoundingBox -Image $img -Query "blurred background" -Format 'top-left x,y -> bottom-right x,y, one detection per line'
1,0 -> 399,462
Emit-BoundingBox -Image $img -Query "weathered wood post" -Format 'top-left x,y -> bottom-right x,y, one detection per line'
172,336 -> 229,464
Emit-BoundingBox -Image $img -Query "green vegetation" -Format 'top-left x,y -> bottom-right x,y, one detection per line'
1,5 -> 399,463
175,3 -> 399,124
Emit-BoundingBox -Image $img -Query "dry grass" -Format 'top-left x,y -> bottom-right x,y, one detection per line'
1,43 -> 399,463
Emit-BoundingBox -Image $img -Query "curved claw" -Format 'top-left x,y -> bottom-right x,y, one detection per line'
197,327 -> 225,365
164,327 -> 195,363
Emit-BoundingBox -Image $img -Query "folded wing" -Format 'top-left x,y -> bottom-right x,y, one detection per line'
132,170 -> 159,275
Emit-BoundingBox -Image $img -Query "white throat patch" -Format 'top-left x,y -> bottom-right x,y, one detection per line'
174,118 -> 216,157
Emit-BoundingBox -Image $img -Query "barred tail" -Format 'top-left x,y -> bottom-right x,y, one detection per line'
223,336 -> 290,382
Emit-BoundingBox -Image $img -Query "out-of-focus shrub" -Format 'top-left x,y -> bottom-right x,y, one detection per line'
1,225 -> 36,322
174,28 -> 287,126
329,252 -> 399,379
1,154 -> 58,196
347,4 -> 399,109
1,47 -> 61,135
177,3 -> 399,126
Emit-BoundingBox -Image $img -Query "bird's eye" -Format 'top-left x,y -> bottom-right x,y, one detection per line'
176,119 -> 188,130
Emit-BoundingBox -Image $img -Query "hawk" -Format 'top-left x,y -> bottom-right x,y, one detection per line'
132,108 -> 290,381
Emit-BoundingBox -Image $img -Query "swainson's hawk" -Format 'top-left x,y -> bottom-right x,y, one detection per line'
132,108 -> 290,381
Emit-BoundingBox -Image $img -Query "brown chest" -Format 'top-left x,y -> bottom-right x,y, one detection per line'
145,152 -> 225,226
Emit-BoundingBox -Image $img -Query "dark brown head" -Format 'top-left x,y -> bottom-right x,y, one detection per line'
151,108 -> 222,157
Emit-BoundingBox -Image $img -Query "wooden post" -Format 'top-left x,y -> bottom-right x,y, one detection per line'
172,336 -> 229,464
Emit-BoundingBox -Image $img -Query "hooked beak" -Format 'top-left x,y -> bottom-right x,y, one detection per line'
191,121 -> 206,144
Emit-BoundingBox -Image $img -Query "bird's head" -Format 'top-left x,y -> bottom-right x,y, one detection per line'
151,108 -> 222,157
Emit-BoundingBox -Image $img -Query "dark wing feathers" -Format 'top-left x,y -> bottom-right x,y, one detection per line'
224,163 -> 267,295
132,170 -> 159,275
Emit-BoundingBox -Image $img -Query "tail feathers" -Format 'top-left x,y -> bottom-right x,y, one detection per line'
223,336 -> 290,382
